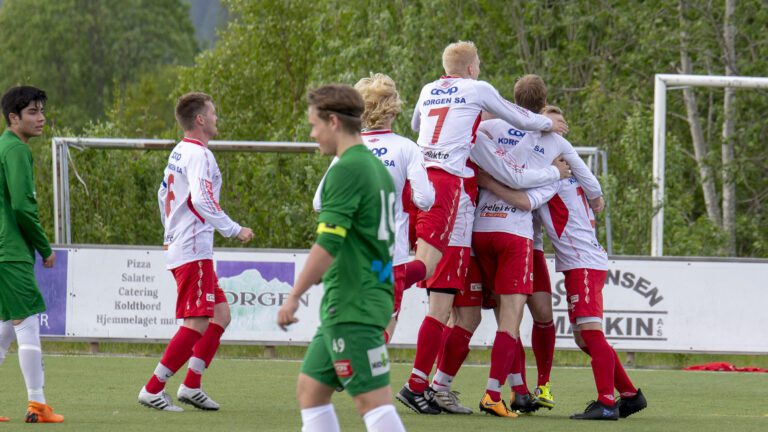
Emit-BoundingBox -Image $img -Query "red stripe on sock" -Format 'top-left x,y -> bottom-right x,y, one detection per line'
146,326 -> 202,393
489,332 -> 517,402
436,326 -> 473,377
183,323 -> 225,389
612,348 -> 637,396
511,340 -> 529,395
403,259 -> 427,288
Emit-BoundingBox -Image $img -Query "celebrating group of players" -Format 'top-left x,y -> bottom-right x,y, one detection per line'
294,39 -> 649,428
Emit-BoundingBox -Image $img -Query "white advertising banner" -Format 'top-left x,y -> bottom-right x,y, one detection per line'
40,247 -> 768,353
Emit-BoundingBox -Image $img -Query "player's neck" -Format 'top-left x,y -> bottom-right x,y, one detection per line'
7,126 -> 30,143
335,133 -> 363,157
183,131 -> 209,146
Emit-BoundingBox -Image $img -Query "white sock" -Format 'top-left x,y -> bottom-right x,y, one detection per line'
14,315 -> 45,403
431,369 -> 453,392
363,404 -> 406,432
486,377 -> 502,394
0,320 -> 15,366
186,356 -> 206,384
301,404 -> 340,432
507,373 -> 523,387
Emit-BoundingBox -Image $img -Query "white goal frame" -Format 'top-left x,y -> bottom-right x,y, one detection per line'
52,137 -> 612,251
652,74 -> 768,256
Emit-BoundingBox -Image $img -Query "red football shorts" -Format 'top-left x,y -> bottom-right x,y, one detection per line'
415,168 -> 462,253
171,259 -> 227,319
453,256 -> 483,307
563,268 -> 607,324
419,246 -> 469,290
473,232 -> 533,296
532,250 -> 552,294
392,263 -> 408,319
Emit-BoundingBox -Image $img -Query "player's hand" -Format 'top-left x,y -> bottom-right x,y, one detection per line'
475,169 -> 495,190
553,156 -> 571,179
589,196 -> 605,213
546,114 -> 568,135
236,227 -> 254,243
277,294 -> 300,331
43,251 -> 56,268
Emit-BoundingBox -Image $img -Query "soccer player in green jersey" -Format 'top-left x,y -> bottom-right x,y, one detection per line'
0,86 -> 64,423
277,85 -> 406,432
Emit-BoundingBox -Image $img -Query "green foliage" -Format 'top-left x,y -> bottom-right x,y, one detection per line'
0,0 -> 197,130
21,0 -> 768,256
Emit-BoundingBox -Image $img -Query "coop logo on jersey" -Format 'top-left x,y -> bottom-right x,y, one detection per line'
370,147 -> 388,157
367,345 -> 390,377
508,129 -> 526,138
431,86 -> 458,96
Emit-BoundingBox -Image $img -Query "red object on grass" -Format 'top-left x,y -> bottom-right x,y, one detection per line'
683,362 -> 768,372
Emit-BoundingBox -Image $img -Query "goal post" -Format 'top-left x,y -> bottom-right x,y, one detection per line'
51,137 -> 612,251
651,74 -> 768,256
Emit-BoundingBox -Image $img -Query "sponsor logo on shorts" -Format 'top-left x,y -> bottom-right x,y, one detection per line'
334,360 -> 354,378
569,294 -> 579,304
206,293 -> 215,302
470,282 -> 482,292
367,345 -> 390,377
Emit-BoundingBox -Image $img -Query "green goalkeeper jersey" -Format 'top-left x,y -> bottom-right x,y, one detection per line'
0,130 -> 52,263
315,144 -> 395,329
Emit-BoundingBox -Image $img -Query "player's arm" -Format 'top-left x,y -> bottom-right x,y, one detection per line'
406,144 -> 434,211
470,134 -> 564,189
186,151 -> 251,241
476,170 -> 532,211
476,82 -> 565,134
157,178 -> 168,225
278,165 -> 360,330
411,99 -> 422,132
557,136 -> 603,201
4,146 -> 52,261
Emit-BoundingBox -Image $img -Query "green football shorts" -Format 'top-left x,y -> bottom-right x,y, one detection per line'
0,262 -> 46,321
301,323 -> 390,397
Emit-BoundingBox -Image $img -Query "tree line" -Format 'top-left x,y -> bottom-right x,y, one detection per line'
1,0 -> 765,257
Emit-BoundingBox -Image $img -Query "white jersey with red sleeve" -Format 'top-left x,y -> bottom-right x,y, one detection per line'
526,177 -> 608,272
411,77 -> 553,177
157,138 -> 241,270
509,130 -> 603,200
313,132 -> 435,266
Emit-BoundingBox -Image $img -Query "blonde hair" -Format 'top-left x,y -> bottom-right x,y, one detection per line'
354,73 -> 402,130
541,105 -> 562,115
442,41 -> 478,76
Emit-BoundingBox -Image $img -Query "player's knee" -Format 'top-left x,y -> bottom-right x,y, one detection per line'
213,304 -> 231,328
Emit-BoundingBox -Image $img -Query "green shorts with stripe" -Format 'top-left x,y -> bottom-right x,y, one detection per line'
301,323 -> 390,397
0,262 -> 46,321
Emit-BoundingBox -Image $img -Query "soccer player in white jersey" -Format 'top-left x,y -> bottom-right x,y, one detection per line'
480,105 -> 647,421
398,40 -> 568,414
138,93 -> 254,412
312,73 -> 435,343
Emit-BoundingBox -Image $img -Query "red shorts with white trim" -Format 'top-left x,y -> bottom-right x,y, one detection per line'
392,264 -> 408,319
563,268 -> 606,324
532,250 -> 552,294
418,246 -> 469,290
453,256 -> 483,307
473,232 -> 533,296
171,259 -> 227,319
415,168 -> 462,253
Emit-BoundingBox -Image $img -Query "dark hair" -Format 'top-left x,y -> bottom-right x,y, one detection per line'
514,74 -> 547,114
2,86 -> 47,126
307,85 -> 364,134
175,92 -> 213,131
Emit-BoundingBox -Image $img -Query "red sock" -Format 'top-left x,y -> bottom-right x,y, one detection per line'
511,340 -> 529,395
183,323 -> 225,389
408,316 -> 445,393
532,320 -> 555,386
581,330 -> 616,407
436,326 -> 472,376
384,330 -> 390,344
146,326 -> 202,393
611,349 -> 637,396
434,324 -> 453,367
487,332 -> 517,402
403,260 -> 427,288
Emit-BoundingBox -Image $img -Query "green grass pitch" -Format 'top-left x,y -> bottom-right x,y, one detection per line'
0,354 -> 766,431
